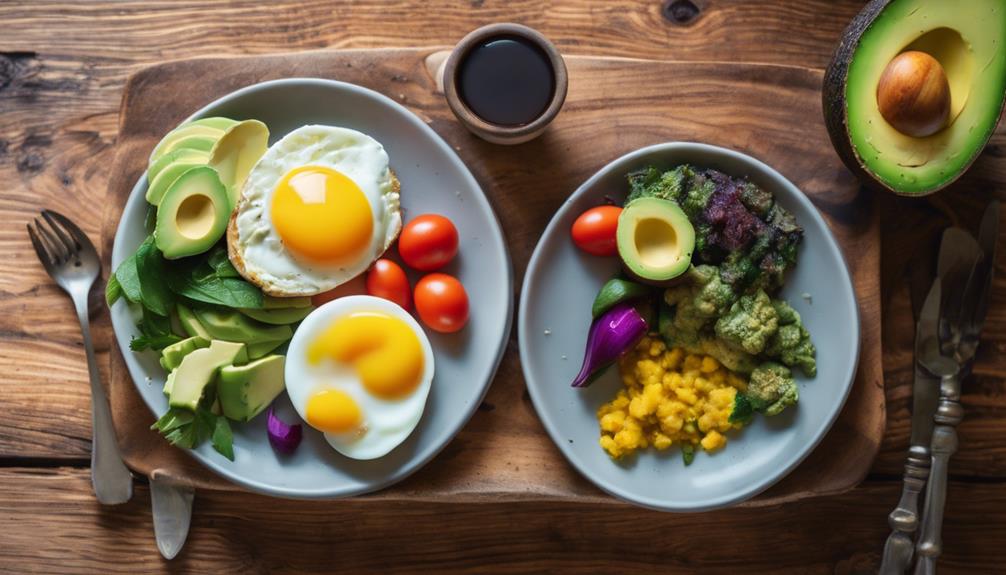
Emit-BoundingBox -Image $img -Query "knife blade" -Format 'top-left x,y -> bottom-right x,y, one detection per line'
910,279 -> 943,448
150,473 -> 194,560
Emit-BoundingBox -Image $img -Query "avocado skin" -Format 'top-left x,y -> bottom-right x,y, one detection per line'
822,0 -> 1006,196
823,0 -> 895,195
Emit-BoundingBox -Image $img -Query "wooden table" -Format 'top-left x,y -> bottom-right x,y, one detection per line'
1,1 -> 1003,572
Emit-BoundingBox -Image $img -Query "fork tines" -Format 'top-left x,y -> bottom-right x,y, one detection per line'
27,209 -> 82,266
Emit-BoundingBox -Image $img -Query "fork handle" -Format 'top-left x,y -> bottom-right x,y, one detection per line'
74,296 -> 133,505
914,373 -> 963,575
879,444 -> 931,574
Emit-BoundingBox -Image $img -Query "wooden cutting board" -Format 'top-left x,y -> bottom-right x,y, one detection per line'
101,47 -> 884,506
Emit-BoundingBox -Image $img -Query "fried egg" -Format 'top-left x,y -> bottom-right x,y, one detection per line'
285,295 -> 434,460
229,125 -> 401,296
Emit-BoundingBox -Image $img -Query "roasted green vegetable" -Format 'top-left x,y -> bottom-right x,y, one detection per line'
714,290 -> 779,355
747,362 -> 799,416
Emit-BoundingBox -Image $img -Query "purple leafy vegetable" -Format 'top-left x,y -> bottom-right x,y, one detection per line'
267,407 -> 303,455
571,303 -> 648,388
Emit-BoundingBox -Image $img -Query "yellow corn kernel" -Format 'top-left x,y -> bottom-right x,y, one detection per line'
700,356 -> 720,373
600,411 -> 626,433
652,433 -> 673,450
675,387 -> 698,405
701,430 -> 726,452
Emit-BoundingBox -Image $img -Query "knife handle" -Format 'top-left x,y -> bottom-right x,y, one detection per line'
879,444 -> 931,574
914,373 -> 963,575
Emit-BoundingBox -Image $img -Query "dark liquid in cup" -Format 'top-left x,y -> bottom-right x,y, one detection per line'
457,36 -> 555,127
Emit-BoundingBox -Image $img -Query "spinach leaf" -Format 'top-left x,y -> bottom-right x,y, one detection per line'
105,274 -> 123,307
170,271 -> 264,309
211,416 -> 235,461
207,245 -> 240,278
130,307 -> 181,351
135,239 -> 175,316
144,204 -> 157,234
113,248 -> 143,303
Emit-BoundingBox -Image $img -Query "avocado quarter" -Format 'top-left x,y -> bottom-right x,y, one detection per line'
160,335 -> 210,372
239,306 -> 313,325
191,306 -> 293,345
616,197 -> 695,286
218,355 -> 286,422
824,0 -> 1006,195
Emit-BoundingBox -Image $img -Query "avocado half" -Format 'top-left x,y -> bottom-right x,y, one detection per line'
616,197 -> 695,286
823,0 -> 1006,196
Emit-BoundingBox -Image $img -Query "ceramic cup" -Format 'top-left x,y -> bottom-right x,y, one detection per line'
443,23 -> 568,145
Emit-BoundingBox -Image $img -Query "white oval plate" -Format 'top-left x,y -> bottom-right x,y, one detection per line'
111,79 -> 513,499
519,143 -> 859,511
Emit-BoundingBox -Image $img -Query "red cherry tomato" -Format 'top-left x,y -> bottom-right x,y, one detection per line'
571,205 -> 622,256
414,273 -> 469,333
366,258 -> 412,310
398,214 -> 459,271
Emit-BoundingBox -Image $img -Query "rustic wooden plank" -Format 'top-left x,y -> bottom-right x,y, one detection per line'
0,467 -> 1003,573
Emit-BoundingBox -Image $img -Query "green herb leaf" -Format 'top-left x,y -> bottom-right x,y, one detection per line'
113,249 -> 142,303
211,416 -> 235,461
130,307 -> 181,351
105,274 -> 123,307
682,444 -> 696,466
135,239 -> 175,316
207,245 -> 240,278
170,273 -> 264,309
130,333 -> 182,351
729,392 -> 754,425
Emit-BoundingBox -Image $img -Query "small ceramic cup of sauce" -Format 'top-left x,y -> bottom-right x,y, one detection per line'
443,23 -> 568,145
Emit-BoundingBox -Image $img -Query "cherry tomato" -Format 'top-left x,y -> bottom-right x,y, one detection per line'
571,205 -> 622,256
365,258 -> 412,310
414,273 -> 469,333
398,214 -> 459,271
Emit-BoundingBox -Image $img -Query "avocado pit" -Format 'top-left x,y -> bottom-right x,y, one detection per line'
877,50 -> 951,138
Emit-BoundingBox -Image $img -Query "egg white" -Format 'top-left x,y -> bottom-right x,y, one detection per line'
284,295 -> 435,460
232,125 -> 401,296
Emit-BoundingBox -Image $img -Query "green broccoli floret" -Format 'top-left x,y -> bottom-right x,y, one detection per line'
699,337 -> 757,374
683,265 -> 737,317
681,171 -> 717,218
626,165 -> 693,204
738,181 -> 774,217
660,265 -> 739,351
765,299 -> 817,377
714,290 -> 779,355
747,362 -> 799,416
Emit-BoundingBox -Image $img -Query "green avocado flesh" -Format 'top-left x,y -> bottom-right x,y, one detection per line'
191,306 -> 293,344
146,162 -> 204,206
208,120 -> 269,210
149,124 -> 225,163
218,355 -> 286,421
154,166 -> 230,259
168,340 -> 247,411
616,197 -> 695,284
239,306 -> 313,325
846,0 -> 1006,194
189,117 -> 239,131
148,148 -> 209,182
160,336 -> 210,372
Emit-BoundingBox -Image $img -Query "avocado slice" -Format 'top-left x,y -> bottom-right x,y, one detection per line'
246,339 -> 287,359
154,166 -> 230,259
147,147 -> 209,181
238,306 -> 313,325
168,340 -> 247,411
149,124 -> 225,163
218,355 -> 286,421
159,335 -> 210,372
208,119 -> 269,209
824,0 -> 1006,195
616,197 -> 695,285
146,162 -> 204,206
188,117 -> 239,131
191,306 -> 293,344
176,303 -> 211,339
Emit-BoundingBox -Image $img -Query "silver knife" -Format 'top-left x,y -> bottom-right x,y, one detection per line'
879,278 -> 942,575
915,202 -> 999,575
150,472 -> 194,560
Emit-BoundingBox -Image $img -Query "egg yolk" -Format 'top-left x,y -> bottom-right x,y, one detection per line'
271,166 -> 373,264
306,389 -> 362,434
308,312 -> 424,399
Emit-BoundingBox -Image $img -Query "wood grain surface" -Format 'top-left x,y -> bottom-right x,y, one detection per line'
1,0 -> 1005,572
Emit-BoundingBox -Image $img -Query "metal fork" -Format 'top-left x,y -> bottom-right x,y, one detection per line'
27,210 -> 133,504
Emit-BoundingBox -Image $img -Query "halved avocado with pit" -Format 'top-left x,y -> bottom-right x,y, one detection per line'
824,0 -> 1006,195
616,197 -> 695,285
155,166 -> 230,259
